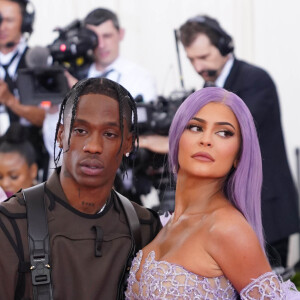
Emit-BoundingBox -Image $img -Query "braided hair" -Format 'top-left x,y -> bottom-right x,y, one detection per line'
54,77 -> 138,167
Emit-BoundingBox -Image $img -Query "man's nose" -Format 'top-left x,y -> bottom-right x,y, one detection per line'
193,61 -> 205,74
83,133 -> 103,154
97,36 -> 104,48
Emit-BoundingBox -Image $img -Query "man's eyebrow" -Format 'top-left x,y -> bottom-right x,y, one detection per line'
73,118 -> 120,127
191,117 -> 236,130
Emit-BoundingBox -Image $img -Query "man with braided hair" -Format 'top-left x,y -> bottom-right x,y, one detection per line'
0,77 -> 162,299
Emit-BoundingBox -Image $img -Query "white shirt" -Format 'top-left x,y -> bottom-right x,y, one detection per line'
0,37 -> 27,81
87,56 -> 157,103
0,37 -> 29,134
215,54 -> 234,88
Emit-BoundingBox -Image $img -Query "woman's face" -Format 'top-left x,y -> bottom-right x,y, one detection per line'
0,152 -> 37,195
178,102 -> 241,180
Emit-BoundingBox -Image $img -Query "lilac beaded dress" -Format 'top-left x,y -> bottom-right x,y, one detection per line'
125,250 -> 300,299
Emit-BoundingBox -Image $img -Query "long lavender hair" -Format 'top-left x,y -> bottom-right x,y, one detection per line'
168,87 -> 264,247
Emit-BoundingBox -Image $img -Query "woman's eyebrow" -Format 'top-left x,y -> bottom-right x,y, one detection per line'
191,117 -> 236,130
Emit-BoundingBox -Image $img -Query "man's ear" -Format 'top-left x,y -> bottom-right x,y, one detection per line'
56,124 -> 64,148
124,132 -> 133,155
119,28 -> 125,41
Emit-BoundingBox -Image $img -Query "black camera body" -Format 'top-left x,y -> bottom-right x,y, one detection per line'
17,19 -> 99,106
49,20 -> 98,73
17,66 -> 69,106
137,90 -> 192,136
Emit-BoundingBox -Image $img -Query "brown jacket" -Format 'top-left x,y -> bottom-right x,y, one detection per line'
0,169 -> 161,299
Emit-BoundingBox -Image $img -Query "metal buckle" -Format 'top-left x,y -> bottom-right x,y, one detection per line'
30,252 -> 51,285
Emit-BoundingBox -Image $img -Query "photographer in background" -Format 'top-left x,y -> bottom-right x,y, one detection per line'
0,0 -> 48,180
43,7 -> 157,176
68,7 -> 157,102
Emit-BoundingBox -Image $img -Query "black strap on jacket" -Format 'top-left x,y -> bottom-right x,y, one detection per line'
22,183 -> 53,300
115,190 -> 142,299
21,184 -> 141,300
115,190 -> 142,251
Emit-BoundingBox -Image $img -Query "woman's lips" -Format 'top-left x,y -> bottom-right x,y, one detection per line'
191,152 -> 215,162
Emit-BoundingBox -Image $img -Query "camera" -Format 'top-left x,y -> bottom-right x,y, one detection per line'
49,19 -> 98,73
17,66 -> 69,106
126,90 -> 193,211
16,19 -> 98,106
136,90 -> 192,135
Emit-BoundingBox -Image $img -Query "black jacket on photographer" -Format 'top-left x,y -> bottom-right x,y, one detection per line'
0,40 -> 48,179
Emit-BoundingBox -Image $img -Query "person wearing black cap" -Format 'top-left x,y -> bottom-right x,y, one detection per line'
179,15 -> 300,270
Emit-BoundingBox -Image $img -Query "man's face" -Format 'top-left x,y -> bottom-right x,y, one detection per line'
86,20 -> 124,70
57,93 -> 132,190
184,33 -> 229,82
0,0 -> 22,52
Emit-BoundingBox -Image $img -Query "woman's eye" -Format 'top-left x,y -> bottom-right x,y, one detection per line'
217,130 -> 234,138
187,124 -> 203,132
11,175 -> 19,180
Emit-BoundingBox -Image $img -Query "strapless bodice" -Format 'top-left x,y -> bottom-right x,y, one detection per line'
125,250 -> 300,299
125,250 -> 237,299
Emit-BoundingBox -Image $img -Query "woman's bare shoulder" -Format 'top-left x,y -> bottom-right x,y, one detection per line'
204,205 -> 271,292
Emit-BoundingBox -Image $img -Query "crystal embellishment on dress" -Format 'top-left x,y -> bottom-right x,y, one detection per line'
125,250 -> 237,299
125,250 -> 300,299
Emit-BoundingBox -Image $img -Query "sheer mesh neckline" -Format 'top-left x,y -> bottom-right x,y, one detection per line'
125,249 -> 237,299
135,250 -> 226,281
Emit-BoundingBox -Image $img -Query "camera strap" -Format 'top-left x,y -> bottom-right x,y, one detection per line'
23,183 -> 53,300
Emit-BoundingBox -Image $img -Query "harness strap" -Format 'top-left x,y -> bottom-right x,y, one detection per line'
115,190 -> 142,251
23,183 -> 53,300
115,190 -> 142,299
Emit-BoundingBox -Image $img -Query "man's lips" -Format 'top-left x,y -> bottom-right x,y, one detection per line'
99,51 -> 110,59
79,159 -> 104,176
191,152 -> 215,162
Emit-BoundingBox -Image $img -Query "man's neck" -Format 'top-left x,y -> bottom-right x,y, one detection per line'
0,44 -> 17,55
215,54 -> 234,87
60,171 -> 112,214
94,56 -> 119,72
0,37 -> 21,55
94,63 -> 107,72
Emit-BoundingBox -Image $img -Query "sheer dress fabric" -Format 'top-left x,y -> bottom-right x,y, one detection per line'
125,250 -> 300,299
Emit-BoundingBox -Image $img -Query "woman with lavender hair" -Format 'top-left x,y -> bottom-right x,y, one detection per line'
125,87 -> 300,299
